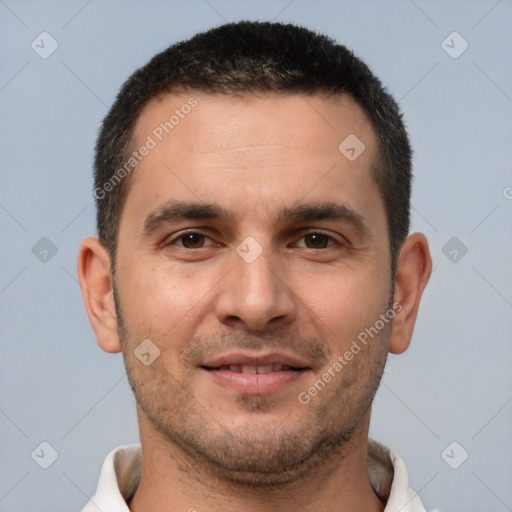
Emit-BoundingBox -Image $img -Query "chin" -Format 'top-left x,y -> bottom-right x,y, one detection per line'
165,416 -> 356,488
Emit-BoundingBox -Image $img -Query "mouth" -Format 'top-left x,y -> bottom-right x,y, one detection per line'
203,363 -> 308,374
200,351 -> 312,394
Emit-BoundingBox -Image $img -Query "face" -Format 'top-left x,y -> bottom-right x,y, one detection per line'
114,92 -> 394,484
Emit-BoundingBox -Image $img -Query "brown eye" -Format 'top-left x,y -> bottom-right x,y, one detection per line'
303,232 -> 331,249
179,233 -> 206,249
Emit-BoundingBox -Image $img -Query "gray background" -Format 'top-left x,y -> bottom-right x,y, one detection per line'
1,1 -> 511,511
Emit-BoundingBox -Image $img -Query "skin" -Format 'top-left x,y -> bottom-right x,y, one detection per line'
78,92 -> 431,512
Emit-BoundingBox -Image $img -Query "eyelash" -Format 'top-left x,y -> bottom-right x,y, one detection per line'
164,230 -> 342,250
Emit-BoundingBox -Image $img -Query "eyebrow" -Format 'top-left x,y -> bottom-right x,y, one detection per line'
141,200 -> 370,238
143,201 -> 230,237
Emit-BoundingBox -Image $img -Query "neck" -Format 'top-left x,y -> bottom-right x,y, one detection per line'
128,406 -> 385,512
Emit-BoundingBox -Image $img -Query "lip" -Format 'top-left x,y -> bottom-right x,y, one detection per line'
204,368 -> 309,394
201,349 -> 312,369
200,349 -> 312,395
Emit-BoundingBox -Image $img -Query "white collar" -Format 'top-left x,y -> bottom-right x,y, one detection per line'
81,438 -> 426,511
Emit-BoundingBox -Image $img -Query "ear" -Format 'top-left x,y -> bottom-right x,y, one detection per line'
77,237 -> 122,353
389,232 -> 432,355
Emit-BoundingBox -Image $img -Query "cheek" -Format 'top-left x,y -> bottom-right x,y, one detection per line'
118,260 -> 217,343
295,264 -> 390,345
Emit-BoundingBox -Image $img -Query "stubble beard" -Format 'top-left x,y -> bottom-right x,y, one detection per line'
113,279 -> 392,487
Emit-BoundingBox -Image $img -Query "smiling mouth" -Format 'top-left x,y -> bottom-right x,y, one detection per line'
199,349 -> 314,394
202,364 -> 309,374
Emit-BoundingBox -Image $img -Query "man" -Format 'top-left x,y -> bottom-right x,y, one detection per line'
78,20 -> 432,511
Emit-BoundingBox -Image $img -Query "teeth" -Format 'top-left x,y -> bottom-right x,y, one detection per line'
256,364 -> 274,374
227,364 -> 289,374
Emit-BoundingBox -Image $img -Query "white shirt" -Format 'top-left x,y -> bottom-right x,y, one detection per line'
81,438 -> 426,512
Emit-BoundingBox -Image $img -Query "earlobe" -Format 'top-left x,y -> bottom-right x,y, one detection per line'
389,233 -> 432,355
77,237 -> 122,354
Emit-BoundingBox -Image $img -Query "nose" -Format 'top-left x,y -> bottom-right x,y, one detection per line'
214,242 -> 297,332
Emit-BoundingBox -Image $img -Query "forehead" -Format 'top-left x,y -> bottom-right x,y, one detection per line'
132,91 -> 376,159
124,91 -> 381,228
